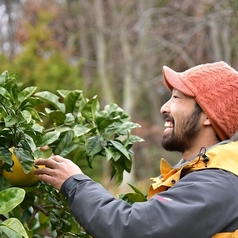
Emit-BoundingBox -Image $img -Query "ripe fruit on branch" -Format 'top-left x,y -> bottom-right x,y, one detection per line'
2,148 -> 43,187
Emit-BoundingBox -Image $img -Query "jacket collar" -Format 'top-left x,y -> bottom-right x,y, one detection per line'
149,140 -> 238,198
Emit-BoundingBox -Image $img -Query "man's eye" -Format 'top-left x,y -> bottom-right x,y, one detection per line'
173,95 -> 179,99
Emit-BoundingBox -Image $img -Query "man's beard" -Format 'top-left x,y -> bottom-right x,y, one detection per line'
161,104 -> 202,153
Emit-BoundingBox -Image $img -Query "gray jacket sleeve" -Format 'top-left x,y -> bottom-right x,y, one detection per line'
61,169 -> 238,238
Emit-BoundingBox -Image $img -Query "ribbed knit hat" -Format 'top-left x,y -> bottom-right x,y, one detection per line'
162,61 -> 238,140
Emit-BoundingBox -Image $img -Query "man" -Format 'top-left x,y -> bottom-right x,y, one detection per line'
35,61 -> 238,238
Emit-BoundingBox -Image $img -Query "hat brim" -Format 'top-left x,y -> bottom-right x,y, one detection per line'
162,66 -> 195,97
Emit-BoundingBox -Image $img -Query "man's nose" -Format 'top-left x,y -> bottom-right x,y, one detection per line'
160,100 -> 170,115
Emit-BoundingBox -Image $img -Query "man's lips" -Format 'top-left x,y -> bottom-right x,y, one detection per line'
164,120 -> 173,128
163,115 -> 174,132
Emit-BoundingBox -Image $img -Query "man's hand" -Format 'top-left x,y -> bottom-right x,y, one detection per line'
34,156 -> 83,190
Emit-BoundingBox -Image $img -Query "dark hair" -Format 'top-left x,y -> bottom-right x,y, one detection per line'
194,102 -> 202,115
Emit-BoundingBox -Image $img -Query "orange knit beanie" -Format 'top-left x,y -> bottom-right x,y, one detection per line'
162,61 -> 238,140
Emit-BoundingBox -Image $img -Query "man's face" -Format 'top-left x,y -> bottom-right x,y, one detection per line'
160,89 -> 203,153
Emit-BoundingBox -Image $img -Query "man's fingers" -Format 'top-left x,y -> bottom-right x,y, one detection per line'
37,174 -> 62,190
35,156 -> 65,166
51,155 -> 65,162
34,166 -> 54,176
40,145 -> 50,151
35,157 -> 58,168
34,155 -> 82,191
35,158 -> 49,166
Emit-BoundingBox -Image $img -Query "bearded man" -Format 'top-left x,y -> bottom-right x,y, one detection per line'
35,61 -> 238,238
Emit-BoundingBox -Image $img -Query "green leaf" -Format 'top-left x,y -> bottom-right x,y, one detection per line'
121,134 -> 144,149
104,103 -> 124,114
74,124 -> 91,137
18,86 -> 37,103
20,110 -> 32,124
22,107 -> 42,122
81,96 -> 99,120
32,123 -> 44,134
104,147 -> 113,161
57,89 -> 70,98
8,72 -> 19,82
127,183 -> 146,196
96,117 -> 119,131
0,87 -> 12,101
0,177 -> 9,192
39,131 -> 60,147
64,90 -> 84,114
0,70 -> 8,85
54,126 -> 71,133
0,147 -> 12,165
46,109 -> 66,125
105,147 -> 121,161
108,140 -> 130,159
0,187 -> 25,214
19,97 -> 44,109
53,131 -> 77,156
13,148 -> 35,174
0,105 -> 7,118
60,144 -> 79,157
24,134 -> 36,152
4,115 -> 18,127
0,218 -> 28,238
119,155 -> 132,173
103,122 -> 126,139
112,161 -> 124,186
35,91 -> 65,112
127,135 -> 144,143
85,136 -> 103,157
118,192 -> 147,204
64,113 -> 75,125
116,122 -> 141,134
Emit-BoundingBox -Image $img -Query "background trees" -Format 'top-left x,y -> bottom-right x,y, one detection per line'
0,0 -> 237,236
0,0 -> 237,190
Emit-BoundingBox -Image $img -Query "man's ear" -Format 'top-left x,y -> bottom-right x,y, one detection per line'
203,115 -> 211,126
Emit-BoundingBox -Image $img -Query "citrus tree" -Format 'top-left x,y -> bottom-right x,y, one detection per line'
0,70 -> 145,237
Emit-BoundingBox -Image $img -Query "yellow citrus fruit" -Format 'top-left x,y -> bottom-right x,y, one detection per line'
2,148 -> 43,187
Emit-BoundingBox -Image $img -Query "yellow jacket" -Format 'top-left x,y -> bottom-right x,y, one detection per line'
149,141 -> 238,238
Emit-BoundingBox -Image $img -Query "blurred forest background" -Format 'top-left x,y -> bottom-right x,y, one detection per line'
0,0 -> 238,193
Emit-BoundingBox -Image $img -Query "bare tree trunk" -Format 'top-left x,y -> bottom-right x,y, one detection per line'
119,24 -> 135,192
221,23 -> 231,64
209,19 -> 222,61
79,0 -> 94,92
94,0 -> 114,105
2,0 -> 21,59
118,0 -> 154,192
